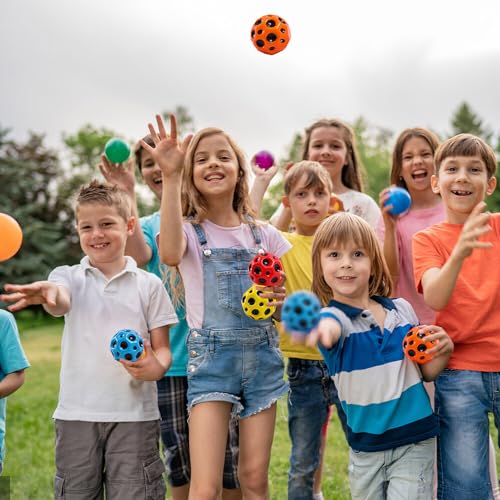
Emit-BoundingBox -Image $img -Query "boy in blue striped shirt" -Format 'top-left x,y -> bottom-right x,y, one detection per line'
307,213 -> 453,499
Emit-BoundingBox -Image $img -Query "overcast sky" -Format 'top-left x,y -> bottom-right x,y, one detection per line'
1,0 -> 500,161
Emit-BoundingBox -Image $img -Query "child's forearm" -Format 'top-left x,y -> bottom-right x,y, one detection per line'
421,353 -> 451,382
422,253 -> 465,310
382,226 -> 400,284
43,285 -> 71,317
0,370 -> 25,398
153,347 -> 172,375
159,173 -> 185,266
274,205 -> 292,232
249,177 -> 272,217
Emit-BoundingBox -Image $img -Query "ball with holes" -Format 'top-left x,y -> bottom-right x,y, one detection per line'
248,251 -> 283,287
384,187 -> 412,216
402,326 -> 434,364
241,284 -> 276,320
282,291 -> 321,334
250,14 -> 291,55
110,329 -> 145,362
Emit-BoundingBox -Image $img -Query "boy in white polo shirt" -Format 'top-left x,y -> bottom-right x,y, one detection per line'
1,180 -> 177,500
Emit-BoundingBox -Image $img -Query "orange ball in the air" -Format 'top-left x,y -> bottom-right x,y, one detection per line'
251,14 -> 291,55
0,213 -> 23,262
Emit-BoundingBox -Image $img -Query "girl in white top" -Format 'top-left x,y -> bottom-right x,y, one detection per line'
272,118 -> 381,231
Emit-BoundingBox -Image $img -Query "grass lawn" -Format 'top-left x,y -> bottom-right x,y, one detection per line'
4,313 -> 499,499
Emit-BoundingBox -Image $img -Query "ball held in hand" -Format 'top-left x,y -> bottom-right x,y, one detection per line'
0,213 -> 23,262
384,187 -> 412,215
104,138 -> 131,164
110,329 -> 145,362
241,284 -> 276,320
402,326 -> 434,364
282,291 -> 321,334
248,251 -> 283,287
255,150 -> 274,170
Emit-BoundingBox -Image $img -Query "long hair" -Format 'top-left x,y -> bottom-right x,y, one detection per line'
391,128 -> 440,189
311,212 -> 393,306
302,119 -> 365,192
182,128 -> 255,222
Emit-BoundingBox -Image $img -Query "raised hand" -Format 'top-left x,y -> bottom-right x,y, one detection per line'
98,155 -> 136,196
141,114 -> 192,178
452,201 -> 492,260
0,281 -> 61,312
418,325 -> 454,359
379,186 -> 398,230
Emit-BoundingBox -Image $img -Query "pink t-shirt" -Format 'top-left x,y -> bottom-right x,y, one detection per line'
179,219 -> 291,329
376,204 -> 445,324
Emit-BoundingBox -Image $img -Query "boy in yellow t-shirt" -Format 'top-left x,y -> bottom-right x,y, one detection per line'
252,160 -> 345,500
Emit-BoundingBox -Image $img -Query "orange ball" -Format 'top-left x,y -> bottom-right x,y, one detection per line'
251,14 -> 291,55
0,213 -> 23,262
402,326 -> 434,364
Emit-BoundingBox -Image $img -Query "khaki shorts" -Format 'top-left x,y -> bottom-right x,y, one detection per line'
54,420 -> 165,500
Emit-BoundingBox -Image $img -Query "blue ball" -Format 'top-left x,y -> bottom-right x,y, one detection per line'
384,187 -> 412,215
110,329 -> 144,362
282,291 -> 321,334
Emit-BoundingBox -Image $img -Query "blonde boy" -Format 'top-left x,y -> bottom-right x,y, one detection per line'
413,134 -> 499,499
1,180 -> 177,500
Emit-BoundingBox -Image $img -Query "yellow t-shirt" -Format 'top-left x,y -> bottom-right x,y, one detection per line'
279,232 -> 323,360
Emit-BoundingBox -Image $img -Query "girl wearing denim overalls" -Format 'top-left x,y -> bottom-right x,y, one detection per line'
142,115 -> 291,500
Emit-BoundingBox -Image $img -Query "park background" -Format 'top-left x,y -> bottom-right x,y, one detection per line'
1,0 -> 500,497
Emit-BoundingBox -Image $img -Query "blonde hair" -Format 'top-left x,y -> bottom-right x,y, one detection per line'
283,160 -> 333,196
182,128 -> 255,222
391,128 -> 440,189
302,119 -> 365,192
311,212 -> 392,305
435,133 -> 497,178
75,180 -> 131,221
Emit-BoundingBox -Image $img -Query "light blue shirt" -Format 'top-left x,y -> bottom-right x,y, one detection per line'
0,310 -> 30,463
140,212 -> 188,376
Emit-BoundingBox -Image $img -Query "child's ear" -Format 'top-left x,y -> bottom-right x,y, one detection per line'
127,216 -> 136,235
282,195 -> 290,208
486,176 -> 497,196
431,174 -> 440,194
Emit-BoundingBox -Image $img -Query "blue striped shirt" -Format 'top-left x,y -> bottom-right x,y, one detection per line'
319,296 -> 438,452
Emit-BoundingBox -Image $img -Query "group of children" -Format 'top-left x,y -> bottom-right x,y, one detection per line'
0,112 -> 498,500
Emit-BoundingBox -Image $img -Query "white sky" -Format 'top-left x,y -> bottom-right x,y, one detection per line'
1,0 -> 500,161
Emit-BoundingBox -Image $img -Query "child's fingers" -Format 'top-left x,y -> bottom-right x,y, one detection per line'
168,114 -> 177,140
147,122 -> 160,144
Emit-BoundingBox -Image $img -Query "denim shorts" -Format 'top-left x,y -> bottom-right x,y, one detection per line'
186,325 -> 288,418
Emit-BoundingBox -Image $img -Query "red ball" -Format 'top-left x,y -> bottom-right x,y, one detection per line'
250,14 -> 291,55
248,251 -> 283,287
402,327 -> 434,364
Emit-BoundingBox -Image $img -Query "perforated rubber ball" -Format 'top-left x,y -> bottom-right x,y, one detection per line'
110,329 -> 144,362
241,284 -> 276,320
402,326 -> 433,364
250,14 -> 291,55
282,291 -> 321,334
248,251 -> 283,287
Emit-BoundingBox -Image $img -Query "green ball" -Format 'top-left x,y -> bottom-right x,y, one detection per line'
104,138 -> 130,164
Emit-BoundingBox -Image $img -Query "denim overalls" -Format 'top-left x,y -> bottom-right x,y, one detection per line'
186,222 -> 288,418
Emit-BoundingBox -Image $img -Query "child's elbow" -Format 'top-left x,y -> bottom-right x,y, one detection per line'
160,252 -> 181,267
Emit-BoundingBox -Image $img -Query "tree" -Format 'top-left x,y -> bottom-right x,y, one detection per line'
162,105 -> 196,136
450,102 -> 493,142
0,128 -> 69,292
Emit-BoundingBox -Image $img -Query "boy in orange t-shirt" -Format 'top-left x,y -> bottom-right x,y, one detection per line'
413,133 -> 499,500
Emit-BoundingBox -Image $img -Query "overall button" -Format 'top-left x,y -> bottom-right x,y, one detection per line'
203,249 -> 212,257
190,350 -> 198,357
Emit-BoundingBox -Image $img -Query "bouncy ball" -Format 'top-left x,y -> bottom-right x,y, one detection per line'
0,213 -> 23,262
110,329 -> 145,362
251,14 -> 291,55
255,150 -> 274,170
402,326 -> 434,365
248,251 -> 283,287
282,291 -> 321,334
384,187 -> 412,216
241,284 -> 276,320
104,138 -> 131,164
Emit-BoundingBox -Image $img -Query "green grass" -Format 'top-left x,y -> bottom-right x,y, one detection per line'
4,316 -> 500,499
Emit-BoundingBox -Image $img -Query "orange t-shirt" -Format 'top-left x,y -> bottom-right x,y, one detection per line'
412,214 -> 500,371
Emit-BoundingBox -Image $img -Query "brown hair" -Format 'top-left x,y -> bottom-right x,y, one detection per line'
302,119 -> 365,192
75,180 -> 131,221
182,128 -> 255,222
391,128 -> 440,189
134,135 -> 155,173
311,212 -> 393,305
283,160 -> 333,196
434,133 -> 497,178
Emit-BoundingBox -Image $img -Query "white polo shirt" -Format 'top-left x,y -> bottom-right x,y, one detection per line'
49,256 -> 178,422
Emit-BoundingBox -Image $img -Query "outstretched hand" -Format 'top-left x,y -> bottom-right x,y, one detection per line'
98,155 -> 136,195
140,114 -> 192,178
0,281 -> 60,312
452,202 -> 493,260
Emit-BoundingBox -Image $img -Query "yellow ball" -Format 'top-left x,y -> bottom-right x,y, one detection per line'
241,285 -> 276,320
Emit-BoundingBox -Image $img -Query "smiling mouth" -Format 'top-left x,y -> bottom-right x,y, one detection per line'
205,174 -> 224,181
153,178 -> 162,185
452,189 -> 472,196
91,243 -> 109,249
337,276 -> 355,281
412,170 -> 428,179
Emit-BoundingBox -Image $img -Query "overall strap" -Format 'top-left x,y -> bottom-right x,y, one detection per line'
191,223 -> 208,247
245,215 -> 263,247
